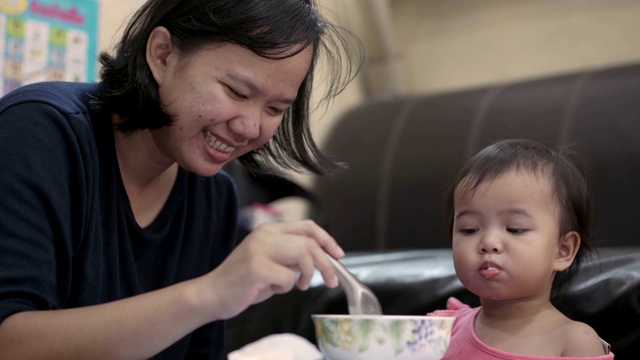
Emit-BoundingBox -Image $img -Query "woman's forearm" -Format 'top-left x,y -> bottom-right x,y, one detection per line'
0,277 -> 213,360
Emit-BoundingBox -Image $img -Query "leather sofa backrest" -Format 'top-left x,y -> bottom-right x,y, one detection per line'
315,63 -> 640,250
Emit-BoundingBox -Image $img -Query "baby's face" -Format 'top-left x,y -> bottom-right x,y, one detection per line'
451,169 -> 565,303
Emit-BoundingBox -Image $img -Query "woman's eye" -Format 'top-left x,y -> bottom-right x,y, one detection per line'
226,86 -> 246,99
506,227 -> 526,234
268,107 -> 285,116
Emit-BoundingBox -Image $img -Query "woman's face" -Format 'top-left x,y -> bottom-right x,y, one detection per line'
149,34 -> 313,176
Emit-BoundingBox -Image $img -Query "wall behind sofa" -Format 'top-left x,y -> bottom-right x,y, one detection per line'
308,0 -> 640,187
97,0 -> 640,138
390,0 -> 640,95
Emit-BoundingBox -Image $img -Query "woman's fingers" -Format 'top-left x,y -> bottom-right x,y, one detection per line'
293,251 -> 315,291
207,220 -> 343,320
253,221 -> 341,289
272,220 -> 345,259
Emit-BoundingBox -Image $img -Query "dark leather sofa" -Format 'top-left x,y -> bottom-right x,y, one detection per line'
224,63 -> 640,358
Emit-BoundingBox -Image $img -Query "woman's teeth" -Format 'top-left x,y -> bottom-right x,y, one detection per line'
204,130 -> 235,153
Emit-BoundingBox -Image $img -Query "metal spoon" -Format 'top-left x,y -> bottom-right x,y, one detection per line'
327,255 -> 383,315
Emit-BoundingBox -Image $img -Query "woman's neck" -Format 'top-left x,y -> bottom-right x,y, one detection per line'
113,124 -> 178,228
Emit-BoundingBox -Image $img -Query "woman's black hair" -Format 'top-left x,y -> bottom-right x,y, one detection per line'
444,139 -> 595,293
96,0 -> 363,175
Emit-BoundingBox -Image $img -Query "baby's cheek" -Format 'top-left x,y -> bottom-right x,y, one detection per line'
452,251 -> 472,272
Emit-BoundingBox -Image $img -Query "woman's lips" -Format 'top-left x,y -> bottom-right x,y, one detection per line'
204,130 -> 236,153
203,129 -> 235,162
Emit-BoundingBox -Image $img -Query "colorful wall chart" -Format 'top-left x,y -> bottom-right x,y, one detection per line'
0,0 -> 99,97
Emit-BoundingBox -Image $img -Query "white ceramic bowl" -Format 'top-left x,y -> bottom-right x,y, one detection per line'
312,314 -> 454,360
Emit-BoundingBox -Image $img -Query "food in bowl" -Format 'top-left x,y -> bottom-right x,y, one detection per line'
312,314 -> 454,360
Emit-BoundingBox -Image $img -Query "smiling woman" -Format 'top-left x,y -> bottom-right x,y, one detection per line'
0,0 -> 363,359
140,38 -> 314,177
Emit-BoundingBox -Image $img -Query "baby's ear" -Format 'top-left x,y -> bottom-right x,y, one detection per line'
554,231 -> 580,272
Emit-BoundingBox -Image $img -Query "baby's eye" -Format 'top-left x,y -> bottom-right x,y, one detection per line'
506,227 -> 526,234
460,228 -> 478,234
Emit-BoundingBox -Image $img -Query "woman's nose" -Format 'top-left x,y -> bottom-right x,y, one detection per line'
229,108 -> 261,140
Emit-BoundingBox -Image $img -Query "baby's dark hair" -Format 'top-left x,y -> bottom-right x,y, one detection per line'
445,139 -> 594,291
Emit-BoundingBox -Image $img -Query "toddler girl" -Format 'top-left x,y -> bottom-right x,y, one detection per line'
431,139 -> 613,359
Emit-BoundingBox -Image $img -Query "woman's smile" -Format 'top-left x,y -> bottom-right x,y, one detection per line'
203,129 -> 236,162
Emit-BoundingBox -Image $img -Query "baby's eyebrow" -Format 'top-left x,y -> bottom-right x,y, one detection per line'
454,209 -> 477,220
500,208 -> 532,218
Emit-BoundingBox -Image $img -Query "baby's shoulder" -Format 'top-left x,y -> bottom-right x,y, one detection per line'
556,320 -> 607,356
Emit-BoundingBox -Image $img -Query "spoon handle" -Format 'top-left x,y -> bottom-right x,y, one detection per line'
327,256 -> 383,315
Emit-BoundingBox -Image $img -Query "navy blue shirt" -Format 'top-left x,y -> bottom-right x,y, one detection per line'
0,82 -> 238,359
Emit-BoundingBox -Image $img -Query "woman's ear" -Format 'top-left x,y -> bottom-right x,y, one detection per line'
554,231 -> 580,272
146,26 -> 173,86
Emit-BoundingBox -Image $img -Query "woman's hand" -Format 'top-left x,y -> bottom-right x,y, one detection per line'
202,220 -> 344,321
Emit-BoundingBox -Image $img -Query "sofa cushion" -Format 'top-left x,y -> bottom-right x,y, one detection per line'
315,63 -> 640,250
